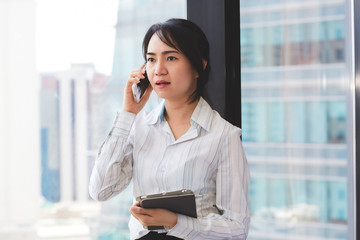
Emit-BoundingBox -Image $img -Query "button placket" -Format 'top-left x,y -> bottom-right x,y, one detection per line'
160,144 -> 173,192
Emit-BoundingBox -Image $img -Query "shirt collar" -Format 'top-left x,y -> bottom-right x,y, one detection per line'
190,97 -> 213,132
145,99 -> 165,125
145,97 -> 213,132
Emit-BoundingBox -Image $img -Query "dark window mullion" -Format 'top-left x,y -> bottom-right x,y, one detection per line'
224,0 -> 241,128
187,0 -> 241,128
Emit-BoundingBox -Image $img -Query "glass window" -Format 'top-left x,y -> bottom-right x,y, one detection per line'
37,0 -> 186,239
241,0 -> 354,239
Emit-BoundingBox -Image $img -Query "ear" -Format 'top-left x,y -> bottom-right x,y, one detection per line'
194,71 -> 199,79
202,59 -> 208,70
194,60 -> 208,79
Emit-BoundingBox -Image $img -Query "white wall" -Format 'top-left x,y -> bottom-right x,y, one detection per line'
0,0 -> 39,238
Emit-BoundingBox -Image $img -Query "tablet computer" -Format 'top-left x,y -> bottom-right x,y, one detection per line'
136,189 -> 197,230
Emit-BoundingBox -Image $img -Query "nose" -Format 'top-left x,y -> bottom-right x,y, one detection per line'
154,59 -> 167,76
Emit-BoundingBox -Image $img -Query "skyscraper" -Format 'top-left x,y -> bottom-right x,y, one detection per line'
40,64 -> 109,203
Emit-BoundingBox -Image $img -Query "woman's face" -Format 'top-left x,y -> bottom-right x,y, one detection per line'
145,33 -> 198,103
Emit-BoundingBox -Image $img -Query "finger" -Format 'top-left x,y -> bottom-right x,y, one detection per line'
130,77 -> 140,84
129,207 -> 139,219
136,206 -> 160,217
129,73 -> 144,81
140,63 -> 146,73
125,77 -> 141,92
131,65 -> 144,74
135,206 -> 152,216
130,204 -> 142,210
130,64 -> 146,78
130,206 -> 148,219
130,209 -> 154,227
130,205 -> 145,214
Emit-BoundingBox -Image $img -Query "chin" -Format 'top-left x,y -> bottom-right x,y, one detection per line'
154,91 -> 171,99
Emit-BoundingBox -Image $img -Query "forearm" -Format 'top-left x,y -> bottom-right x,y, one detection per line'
168,213 -> 250,240
89,110 -> 136,201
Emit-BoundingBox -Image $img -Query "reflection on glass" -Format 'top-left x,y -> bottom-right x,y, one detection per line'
240,0 -> 351,239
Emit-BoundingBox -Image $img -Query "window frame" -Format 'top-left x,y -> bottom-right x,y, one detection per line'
187,0 -> 241,128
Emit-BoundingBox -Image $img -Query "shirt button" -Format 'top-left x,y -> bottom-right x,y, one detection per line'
162,168 -> 166,172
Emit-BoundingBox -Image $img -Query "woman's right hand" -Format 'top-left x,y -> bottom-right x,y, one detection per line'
122,64 -> 153,114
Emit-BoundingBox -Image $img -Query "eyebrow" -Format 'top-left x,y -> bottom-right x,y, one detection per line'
146,50 -> 180,56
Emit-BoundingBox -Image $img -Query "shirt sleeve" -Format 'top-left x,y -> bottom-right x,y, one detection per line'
88,110 -> 136,201
167,127 -> 250,239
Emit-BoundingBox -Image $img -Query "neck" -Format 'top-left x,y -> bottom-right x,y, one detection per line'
164,98 -> 199,123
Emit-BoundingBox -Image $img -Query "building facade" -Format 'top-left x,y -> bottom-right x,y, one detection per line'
240,0 -> 349,239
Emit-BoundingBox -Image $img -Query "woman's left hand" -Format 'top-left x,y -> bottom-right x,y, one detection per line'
129,202 -> 178,229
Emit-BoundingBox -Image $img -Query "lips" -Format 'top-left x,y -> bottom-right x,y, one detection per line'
155,80 -> 170,86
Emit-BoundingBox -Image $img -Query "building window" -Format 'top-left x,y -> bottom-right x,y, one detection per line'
241,0 -> 354,239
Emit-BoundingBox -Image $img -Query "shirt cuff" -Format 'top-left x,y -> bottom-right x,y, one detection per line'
110,110 -> 136,137
167,214 -> 197,239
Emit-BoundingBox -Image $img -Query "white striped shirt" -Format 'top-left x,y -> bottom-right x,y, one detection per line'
89,97 -> 250,240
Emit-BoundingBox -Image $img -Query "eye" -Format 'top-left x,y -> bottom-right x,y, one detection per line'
147,57 -> 155,62
167,56 -> 177,61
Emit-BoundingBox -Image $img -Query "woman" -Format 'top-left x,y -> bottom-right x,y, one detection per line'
89,18 -> 250,240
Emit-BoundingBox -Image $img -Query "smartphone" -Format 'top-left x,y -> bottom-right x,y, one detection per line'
132,69 -> 150,103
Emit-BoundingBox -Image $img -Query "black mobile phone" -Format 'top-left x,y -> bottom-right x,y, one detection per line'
137,71 -> 150,98
132,69 -> 150,103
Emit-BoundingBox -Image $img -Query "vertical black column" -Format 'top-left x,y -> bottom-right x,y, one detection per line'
187,0 -> 241,128
224,0 -> 241,128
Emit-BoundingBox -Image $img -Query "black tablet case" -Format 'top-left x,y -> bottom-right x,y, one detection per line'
136,189 -> 197,230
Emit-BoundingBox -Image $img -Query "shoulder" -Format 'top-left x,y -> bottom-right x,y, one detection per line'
210,110 -> 242,138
